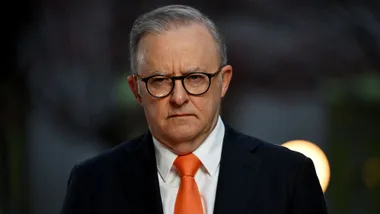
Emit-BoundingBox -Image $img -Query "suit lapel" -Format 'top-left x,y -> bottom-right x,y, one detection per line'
117,132 -> 164,214
213,126 -> 263,214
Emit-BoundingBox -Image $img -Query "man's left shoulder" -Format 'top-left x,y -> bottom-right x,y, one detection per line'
255,137 -> 308,163
229,127 -> 310,167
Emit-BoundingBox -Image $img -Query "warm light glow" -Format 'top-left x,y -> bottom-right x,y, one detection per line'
282,140 -> 330,193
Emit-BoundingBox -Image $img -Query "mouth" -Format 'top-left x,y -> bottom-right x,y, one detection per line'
168,114 -> 193,118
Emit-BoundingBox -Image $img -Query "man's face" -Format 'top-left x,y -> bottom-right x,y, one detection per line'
128,23 -> 232,154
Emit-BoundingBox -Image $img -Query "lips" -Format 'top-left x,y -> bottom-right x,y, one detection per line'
169,114 -> 193,118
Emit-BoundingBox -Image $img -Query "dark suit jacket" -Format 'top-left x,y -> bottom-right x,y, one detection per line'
61,125 -> 328,214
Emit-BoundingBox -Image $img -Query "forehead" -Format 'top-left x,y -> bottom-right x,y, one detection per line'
137,23 -> 219,74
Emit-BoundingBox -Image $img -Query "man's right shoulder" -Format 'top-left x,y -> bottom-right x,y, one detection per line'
71,132 -> 147,174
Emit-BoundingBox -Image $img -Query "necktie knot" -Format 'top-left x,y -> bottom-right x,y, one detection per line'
174,153 -> 201,177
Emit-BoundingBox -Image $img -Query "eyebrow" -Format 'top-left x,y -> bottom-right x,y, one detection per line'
150,67 -> 205,76
184,67 -> 203,74
151,70 -> 166,75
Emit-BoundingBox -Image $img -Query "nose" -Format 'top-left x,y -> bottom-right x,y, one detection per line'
170,80 -> 189,106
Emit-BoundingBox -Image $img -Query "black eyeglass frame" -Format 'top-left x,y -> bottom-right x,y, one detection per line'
134,66 -> 224,98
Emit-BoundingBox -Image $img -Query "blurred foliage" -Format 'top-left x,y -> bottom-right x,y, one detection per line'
325,71 -> 380,104
324,71 -> 380,214
1,78 -> 28,213
114,73 -> 138,108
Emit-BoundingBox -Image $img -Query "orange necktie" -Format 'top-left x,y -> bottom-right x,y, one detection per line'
174,153 -> 204,214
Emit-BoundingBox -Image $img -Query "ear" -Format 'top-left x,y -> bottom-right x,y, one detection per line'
128,75 -> 142,103
220,65 -> 233,98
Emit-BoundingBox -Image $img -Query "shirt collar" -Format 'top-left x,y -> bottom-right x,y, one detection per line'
152,136 -> 177,182
152,116 -> 225,182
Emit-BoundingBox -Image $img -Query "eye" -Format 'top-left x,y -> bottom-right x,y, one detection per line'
187,74 -> 205,81
152,77 -> 167,82
189,75 -> 202,80
148,76 -> 171,86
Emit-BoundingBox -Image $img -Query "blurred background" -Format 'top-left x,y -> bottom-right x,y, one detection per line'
2,0 -> 380,213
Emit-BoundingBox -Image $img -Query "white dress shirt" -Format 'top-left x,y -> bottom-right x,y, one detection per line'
152,116 -> 225,214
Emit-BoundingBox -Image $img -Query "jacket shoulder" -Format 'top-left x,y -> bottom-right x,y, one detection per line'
72,132 -> 147,173
229,126 -> 309,165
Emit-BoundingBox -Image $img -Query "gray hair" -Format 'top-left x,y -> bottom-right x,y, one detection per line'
129,5 -> 227,74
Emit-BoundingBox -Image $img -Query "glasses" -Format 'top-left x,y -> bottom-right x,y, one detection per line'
135,67 -> 223,98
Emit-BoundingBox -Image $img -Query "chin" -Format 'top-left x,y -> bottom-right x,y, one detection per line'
166,125 -> 200,142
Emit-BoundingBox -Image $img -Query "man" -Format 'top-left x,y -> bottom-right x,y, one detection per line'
61,4 -> 328,214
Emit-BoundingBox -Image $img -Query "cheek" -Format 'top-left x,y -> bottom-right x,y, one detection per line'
191,94 -> 218,117
143,97 -> 167,119
205,85 -> 222,112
